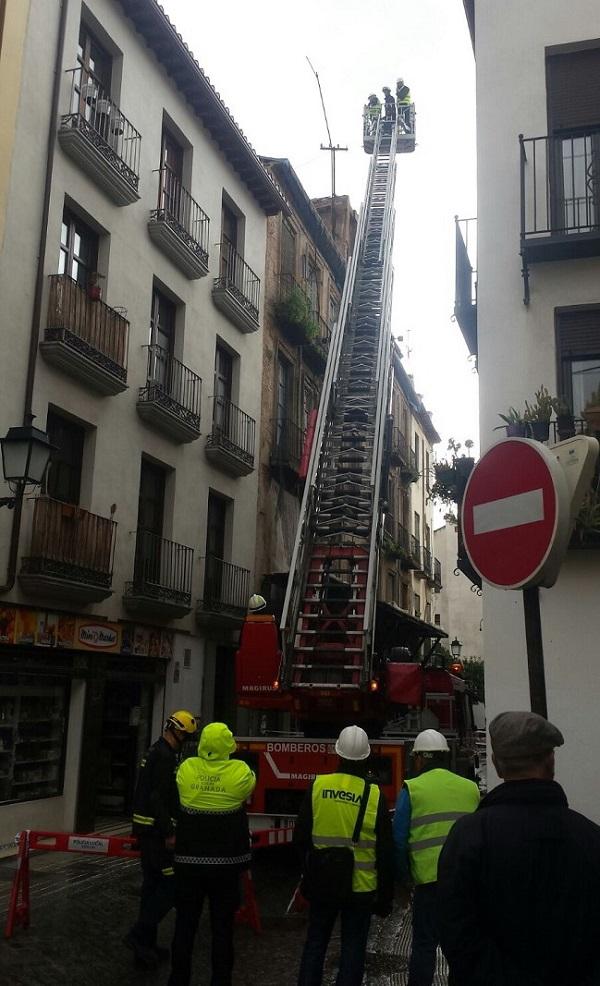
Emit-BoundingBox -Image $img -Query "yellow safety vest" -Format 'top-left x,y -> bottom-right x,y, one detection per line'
405,768 -> 480,885
311,772 -> 380,893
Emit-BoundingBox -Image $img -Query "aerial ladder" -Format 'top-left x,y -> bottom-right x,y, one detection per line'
276,108 -> 416,728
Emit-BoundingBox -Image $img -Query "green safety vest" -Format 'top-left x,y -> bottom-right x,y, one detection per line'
311,772 -> 380,893
405,768 -> 480,885
397,89 -> 411,105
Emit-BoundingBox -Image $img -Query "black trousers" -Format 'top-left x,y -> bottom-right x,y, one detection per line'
297,896 -> 373,986
130,834 -> 174,947
408,882 -> 439,986
168,866 -> 241,986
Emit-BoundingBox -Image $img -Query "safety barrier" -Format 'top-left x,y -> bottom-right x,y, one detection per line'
4,825 -> 294,939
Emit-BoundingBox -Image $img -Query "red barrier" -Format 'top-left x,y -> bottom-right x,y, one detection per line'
4,825 -> 294,940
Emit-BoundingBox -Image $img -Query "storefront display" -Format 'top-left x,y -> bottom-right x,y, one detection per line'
0,682 -> 68,804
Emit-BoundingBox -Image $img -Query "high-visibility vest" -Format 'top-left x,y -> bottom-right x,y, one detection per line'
397,87 -> 411,105
405,768 -> 480,885
311,773 -> 380,893
368,102 -> 381,117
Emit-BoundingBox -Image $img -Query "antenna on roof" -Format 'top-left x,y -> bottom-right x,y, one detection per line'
306,57 -> 347,243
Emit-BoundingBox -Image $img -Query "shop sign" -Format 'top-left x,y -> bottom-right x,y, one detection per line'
76,620 -> 121,653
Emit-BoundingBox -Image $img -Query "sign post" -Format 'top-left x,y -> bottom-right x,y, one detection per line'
461,436 -> 598,716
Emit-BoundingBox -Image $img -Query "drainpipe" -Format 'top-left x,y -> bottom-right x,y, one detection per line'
0,0 -> 68,592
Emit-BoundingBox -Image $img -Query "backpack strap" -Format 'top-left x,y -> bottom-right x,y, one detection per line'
352,781 -> 373,845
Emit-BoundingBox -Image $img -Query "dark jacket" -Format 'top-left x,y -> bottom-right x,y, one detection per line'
294,766 -> 394,911
132,736 -> 178,839
437,779 -> 600,986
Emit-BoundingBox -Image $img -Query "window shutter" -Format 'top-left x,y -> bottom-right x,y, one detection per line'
547,47 -> 600,132
557,306 -> 600,356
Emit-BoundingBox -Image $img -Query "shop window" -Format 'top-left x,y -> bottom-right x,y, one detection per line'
46,410 -> 85,505
556,305 -> 600,417
0,679 -> 69,805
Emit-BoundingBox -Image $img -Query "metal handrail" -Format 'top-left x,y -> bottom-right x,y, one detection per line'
140,345 -> 202,421
521,131 -> 600,239
152,167 -> 210,262
422,545 -> 433,576
202,554 -> 250,612
208,397 -> 256,463
62,67 -> 141,186
215,239 -> 260,319
132,529 -> 193,600
46,274 -> 129,372
26,496 -> 116,581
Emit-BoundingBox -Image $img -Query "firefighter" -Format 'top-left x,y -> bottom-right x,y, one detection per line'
294,725 -> 394,986
125,709 -> 197,967
396,78 -> 412,133
383,86 -> 396,122
393,729 -> 480,986
365,93 -> 381,136
167,722 -> 256,986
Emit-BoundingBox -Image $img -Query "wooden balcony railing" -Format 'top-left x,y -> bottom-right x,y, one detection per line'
45,274 -> 129,380
21,496 -> 116,588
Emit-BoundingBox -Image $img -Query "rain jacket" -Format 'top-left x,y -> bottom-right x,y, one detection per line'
173,722 -> 256,870
132,736 -> 178,839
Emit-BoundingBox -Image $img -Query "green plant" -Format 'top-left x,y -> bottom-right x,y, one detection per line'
494,406 -> 525,429
462,658 -> 485,703
524,385 -> 554,423
273,286 -> 314,335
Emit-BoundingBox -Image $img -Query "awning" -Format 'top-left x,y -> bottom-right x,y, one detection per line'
375,600 -> 447,660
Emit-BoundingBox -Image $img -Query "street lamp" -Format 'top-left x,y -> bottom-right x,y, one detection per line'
0,422 -> 54,508
450,637 -> 463,659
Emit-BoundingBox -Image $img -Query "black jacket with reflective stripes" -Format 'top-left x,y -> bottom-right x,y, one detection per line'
132,736 -> 178,839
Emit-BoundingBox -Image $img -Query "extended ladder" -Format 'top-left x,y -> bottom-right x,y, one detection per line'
280,116 -> 404,704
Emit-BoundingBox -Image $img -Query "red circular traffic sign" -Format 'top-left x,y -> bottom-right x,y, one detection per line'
461,439 -> 568,589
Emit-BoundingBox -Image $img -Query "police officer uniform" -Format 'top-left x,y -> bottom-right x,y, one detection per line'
167,722 -> 256,986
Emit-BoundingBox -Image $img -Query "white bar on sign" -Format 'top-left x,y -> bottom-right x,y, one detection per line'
473,488 -> 544,535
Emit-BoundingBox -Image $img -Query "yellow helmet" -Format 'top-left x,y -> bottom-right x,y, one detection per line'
166,710 -> 197,735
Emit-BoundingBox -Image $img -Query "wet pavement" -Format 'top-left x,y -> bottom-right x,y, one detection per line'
0,844 -> 448,985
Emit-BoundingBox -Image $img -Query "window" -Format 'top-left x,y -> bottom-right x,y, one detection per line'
401,582 -> 411,611
303,380 -> 317,432
425,524 -> 431,550
414,511 -> 421,544
329,292 -> 340,328
58,208 -> 99,288
160,128 -> 184,218
214,344 -> 234,430
414,593 -> 421,618
414,434 -> 420,471
434,613 -> 441,626
46,411 -> 85,505
138,460 -> 165,536
0,679 -> 69,805
206,492 -> 228,561
556,306 -> 600,417
149,287 -> 176,389
387,572 -> 396,604
276,354 -> 293,443
281,221 -> 296,278
73,23 -> 112,120
78,23 -> 111,91
425,451 -> 430,491
425,602 -> 431,623
306,260 -> 320,314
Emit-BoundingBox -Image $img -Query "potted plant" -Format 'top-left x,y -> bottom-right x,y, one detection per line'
495,406 -> 530,438
583,389 -> 600,433
454,438 -> 476,481
523,385 -> 554,442
552,397 -> 575,441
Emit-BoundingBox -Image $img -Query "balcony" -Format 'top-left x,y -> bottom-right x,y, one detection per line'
20,497 -> 116,603
124,530 -> 193,618
270,417 -> 306,482
58,68 -> 141,206
454,216 -> 477,358
212,240 -> 260,333
274,275 -> 331,371
148,168 -> 210,278
196,555 -> 250,629
422,545 -> 434,583
136,345 -> 202,443
433,557 -> 442,590
390,427 -> 419,482
205,398 -> 255,477
520,131 -> 600,303
40,275 -> 129,395
384,522 -> 422,570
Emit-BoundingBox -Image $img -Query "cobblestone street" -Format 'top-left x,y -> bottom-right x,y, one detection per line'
0,845 -> 448,985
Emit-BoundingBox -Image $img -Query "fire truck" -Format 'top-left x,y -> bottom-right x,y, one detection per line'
235,101 -> 476,821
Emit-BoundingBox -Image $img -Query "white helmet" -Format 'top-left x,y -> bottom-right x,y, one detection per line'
412,729 -> 450,754
248,593 -> 267,613
335,725 -> 371,761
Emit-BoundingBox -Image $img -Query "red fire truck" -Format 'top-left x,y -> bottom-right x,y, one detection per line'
235,101 -> 476,822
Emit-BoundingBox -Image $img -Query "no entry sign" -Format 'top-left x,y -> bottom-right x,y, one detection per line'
461,439 -> 571,589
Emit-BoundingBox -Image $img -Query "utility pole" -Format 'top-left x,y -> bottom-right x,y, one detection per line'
306,57 -> 347,243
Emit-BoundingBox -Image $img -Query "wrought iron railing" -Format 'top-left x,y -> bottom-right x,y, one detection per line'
520,131 -> 600,240
207,397 -> 256,467
215,239 -> 260,321
46,274 -> 129,380
129,529 -> 193,607
550,417 -> 593,442
151,167 -> 210,265
278,272 -> 312,307
392,429 -> 418,477
139,345 -> 202,432
202,554 -> 250,614
422,545 -> 433,578
61,67 -> 141,189
270,417 -> 306,472
434,557 -> 442,587
22,497 -> 116,587
310,309 -> 332,354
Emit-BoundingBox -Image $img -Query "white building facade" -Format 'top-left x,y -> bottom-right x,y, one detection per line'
435,519 -> 482,659
0,0 -> 284,841
464,0 -> 600,819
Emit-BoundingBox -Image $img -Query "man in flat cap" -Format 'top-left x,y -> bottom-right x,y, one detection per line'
436,711 -> 600,986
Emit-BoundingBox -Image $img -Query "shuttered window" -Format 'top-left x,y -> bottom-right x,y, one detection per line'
556,306 -> 600,417
547,46 -> 600,132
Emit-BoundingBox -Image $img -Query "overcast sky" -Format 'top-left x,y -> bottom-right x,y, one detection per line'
163,0 -> 478,455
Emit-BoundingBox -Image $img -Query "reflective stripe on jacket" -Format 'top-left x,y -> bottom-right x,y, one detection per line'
405,768 -> 480,885
311,772 -> 380,893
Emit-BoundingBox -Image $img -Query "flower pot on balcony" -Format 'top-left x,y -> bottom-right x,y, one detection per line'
506,422 -> 530,438
529,420 -> 550,442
